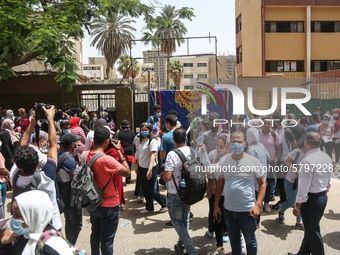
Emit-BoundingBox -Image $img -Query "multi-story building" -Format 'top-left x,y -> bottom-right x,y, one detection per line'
235,0 -> 340,78
171,56 -> 228,89
88,57 -> 117,79
143,49 -> 167,88
83,64 -> 104,80
226,55 -> 236,77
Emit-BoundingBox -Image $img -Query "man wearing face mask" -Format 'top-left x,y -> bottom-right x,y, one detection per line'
29,130 -> 48,169
147,104 -> 162,125
57,133 -> 82,245
214,131 -> 266,255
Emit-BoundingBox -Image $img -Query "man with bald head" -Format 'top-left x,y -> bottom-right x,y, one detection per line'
288,132 -> 332,255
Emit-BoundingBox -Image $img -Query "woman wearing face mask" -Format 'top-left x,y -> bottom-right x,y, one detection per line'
0,119 -> 20,170
57,133 -> 83,245
318,114 -> 334,159
5,109 -> 15,122
135,123 -> 166,214
332,108 -> 340,168
200,133 -> 231,255
246,128 -> 270,229
69,117 -> 86,156
3,190 -> 76,254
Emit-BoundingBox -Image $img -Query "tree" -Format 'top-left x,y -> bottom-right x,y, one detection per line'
117,55 -> 140,79
143,5 -> 194,90
169,60 -> 184,89
90,11 -> 136,79
0,0 -> 153,90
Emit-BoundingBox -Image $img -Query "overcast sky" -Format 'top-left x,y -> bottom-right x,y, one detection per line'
82,0 -> 236,64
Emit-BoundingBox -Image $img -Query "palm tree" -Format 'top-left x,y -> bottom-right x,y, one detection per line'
153,5 -> 188,89
90,12 -> 136,79
117,55 -> 140,79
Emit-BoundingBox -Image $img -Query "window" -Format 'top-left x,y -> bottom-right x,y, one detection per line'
197,63 -> 207,67
236,15 -> 242,33
183,63 -> 193,67
197,74 -> 207,78
265,21 -> 304,33
312,21 -> 340,32
236,46 -> 242,64
311,60 -> 340,72
184,74 -> 194,79
265,61 -> 304,72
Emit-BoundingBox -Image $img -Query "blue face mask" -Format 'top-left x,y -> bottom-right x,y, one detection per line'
323,120 -> 328,124
93,117 -> 97,121
141,131 -> 149,138
10,217 -> 30,236
62,129 -> 70,134
74,144 -> 78,152
230,142 -> 244,155
155,112 -> 161,118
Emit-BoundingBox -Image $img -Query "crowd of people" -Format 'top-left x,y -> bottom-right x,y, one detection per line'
0,103 -> 338,255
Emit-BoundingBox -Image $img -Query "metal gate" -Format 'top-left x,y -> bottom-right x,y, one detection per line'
80,93 -> 116,112
134,92 -> 149,132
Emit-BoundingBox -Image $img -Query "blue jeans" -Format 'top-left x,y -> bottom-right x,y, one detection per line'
224,208 -> 257,255
264,178 -> 276,203
280,179 -> 302,222
0,183 -> 6,215
167,193 -> 197,255
90,206 -> 120,255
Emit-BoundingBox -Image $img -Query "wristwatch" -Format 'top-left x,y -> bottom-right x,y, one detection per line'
294,205 -> 299,211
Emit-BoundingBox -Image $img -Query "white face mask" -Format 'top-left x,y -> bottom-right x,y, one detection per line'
334,113 -> 339,118
10,123 -> 15,130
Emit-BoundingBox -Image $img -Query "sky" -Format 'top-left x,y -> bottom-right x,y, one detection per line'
82,0 -> 236,64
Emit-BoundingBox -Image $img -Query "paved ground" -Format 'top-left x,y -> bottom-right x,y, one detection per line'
5,167 -> 340,255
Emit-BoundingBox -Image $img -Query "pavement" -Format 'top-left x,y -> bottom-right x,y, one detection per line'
5,166 -> 340,255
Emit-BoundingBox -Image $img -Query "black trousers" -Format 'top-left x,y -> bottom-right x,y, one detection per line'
297,191 -> 327,255
208,195 -> 227,247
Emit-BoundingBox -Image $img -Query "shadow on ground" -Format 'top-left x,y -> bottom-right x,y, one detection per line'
323,231 -> 340,250
260,219 -> 295,240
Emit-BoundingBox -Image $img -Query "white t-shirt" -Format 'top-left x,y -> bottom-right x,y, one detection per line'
84,130 -> 94,151
286,148 -> 305,183
164,146 -> 192,194
29,144 -> 47,170
136,138 -> 159,168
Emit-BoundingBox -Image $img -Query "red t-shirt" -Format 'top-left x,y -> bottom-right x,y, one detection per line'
84,151 -> 122,207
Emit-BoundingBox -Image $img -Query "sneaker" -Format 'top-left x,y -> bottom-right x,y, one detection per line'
159,207 -> 167,213
209,248 -> 225,255
136,196 -> 144,203
206,230 -> 215,238
256,224 -> 260,229
336,163 -> 340,168
288,253 -> 296,255
164,221 -> 174,228
277,211 -> 285,224
295,223 -> 304,230
272,201 -> 282,210
189,212 -> 194,222
241,235 -> 246,254
174,244 -> 185,255
223,235 -> 229,242
140,209 -> 152,214
264,203 -> 272,213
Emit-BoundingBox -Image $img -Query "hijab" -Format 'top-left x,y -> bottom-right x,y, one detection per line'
69,117 -> 80,129
1,119 -> 20,145
246,127 -> 260,146
15,190 -> 53,255
213,133 -> 231,164
6,109 -> 14,121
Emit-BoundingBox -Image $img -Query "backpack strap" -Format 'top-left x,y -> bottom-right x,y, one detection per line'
56,153 -> 73,173
87,152 -> 106,167
173,148 -> 188,163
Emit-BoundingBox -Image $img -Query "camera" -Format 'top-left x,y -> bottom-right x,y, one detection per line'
108,138 -> 119,149
33,103 -> 51,119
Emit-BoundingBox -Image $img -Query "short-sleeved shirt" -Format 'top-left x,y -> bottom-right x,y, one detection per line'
10,159 -> 62,230
276,129 -> 290,161
84,151 -> 122,207
203,130 -> 220,154
259,130 -> 281,161
136,138 -> 159,168
219,153 -> 264,212
160,131 -> 175,154
147,116 -> 160,124
286,124 -> 305,143
318,123 -> 334,138
57,152 -> 78,182
286,148 -> 305,183
164,146 -> 192,195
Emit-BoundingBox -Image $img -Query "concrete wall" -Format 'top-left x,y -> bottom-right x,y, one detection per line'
114,87 -> 134,131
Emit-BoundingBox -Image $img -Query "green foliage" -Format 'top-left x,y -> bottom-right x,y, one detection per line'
169,60 -> 184,74
117,55 -> 140,78
0,0 -> 152,89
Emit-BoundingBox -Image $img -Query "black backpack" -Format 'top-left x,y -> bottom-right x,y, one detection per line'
171,147 -> 207,205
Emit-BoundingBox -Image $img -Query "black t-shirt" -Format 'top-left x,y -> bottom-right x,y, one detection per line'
285,124 -> 305,143
117,129 -> 135,155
